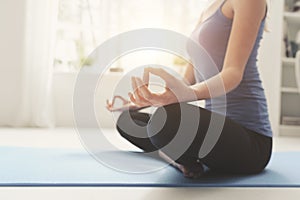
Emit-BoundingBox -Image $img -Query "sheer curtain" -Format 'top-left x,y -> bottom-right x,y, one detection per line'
13,0 -> 59,127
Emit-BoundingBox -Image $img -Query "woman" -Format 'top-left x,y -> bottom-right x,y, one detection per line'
107,0 -> 272,179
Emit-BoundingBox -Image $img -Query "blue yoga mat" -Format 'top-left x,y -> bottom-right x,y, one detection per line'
0,146 -> 299,187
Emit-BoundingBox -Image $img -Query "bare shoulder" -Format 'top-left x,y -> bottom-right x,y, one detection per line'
229,0 -> 266,19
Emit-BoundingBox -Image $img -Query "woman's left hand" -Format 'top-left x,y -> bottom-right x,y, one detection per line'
129,67 -> 197,107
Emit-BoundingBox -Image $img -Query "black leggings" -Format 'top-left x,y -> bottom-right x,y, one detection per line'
116,103 -> 272,174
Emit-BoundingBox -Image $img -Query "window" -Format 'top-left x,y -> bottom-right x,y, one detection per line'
54,0 -> 209,72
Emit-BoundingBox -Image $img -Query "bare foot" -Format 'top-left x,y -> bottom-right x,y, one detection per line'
158,150 -> 204,179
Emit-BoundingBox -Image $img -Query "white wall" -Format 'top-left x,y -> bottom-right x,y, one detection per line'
53,72 -> 124,128
0,0 -> 26,125
258,0 -> 284,136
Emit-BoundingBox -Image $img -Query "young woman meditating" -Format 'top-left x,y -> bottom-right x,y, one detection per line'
107,0 -> 272,179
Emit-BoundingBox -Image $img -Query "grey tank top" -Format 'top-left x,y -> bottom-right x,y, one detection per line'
189,1 -> 272,137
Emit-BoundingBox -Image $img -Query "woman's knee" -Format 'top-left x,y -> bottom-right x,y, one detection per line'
147,103 -> 182,148
116,110 -> 150,139
116,110 -> 131,138
147,103 -> 200,162
148,103 -> 205,161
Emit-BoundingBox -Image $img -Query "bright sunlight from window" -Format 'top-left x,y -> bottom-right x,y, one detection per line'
54,0 -> 209,72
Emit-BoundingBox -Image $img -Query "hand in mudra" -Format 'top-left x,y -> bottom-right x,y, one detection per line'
106,67 -> 196,112
129,67 -> 196,107
106,95 -> 141,112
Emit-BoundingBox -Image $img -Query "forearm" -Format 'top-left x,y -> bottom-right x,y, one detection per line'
190,67 -> 243,100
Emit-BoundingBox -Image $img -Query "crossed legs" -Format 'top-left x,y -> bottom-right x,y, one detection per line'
116,103 -> 272,178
